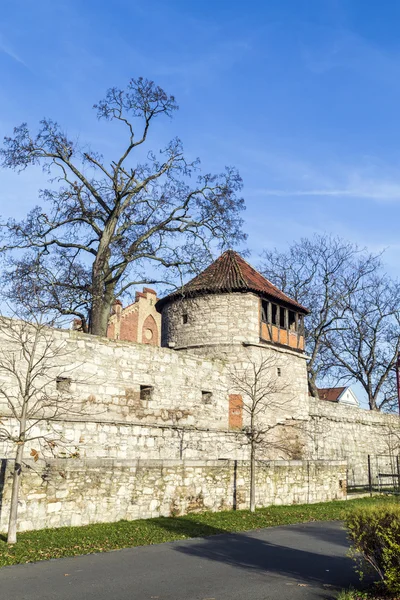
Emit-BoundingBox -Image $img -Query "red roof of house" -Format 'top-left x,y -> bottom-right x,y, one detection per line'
317,387 -> 347,402
156,250 -> 309,312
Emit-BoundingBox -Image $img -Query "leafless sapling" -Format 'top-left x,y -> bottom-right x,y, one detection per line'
0,315 -> 86,543
229,350 -> 304,512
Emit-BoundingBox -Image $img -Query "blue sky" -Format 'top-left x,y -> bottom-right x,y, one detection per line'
2,0 -> 400,274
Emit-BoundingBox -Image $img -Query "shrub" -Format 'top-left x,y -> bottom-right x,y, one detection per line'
346,503 -> 400,595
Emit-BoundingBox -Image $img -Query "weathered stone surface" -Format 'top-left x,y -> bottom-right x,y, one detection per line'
0,316 -> 310,463
161,293 -> 261,349
308,398 -> 400,484
0,290 -> 397,534
0,458 -> 346,533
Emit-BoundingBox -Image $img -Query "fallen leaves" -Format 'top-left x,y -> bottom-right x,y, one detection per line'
0,495 -> 395,568
30,449 -> 39,462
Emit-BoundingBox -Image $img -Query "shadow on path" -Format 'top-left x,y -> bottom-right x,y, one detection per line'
146,515 -> 228,537
171,522 -> 361,589
277,522 -> 351,549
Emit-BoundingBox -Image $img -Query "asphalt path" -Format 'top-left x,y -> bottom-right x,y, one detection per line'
0,521 -> 361,600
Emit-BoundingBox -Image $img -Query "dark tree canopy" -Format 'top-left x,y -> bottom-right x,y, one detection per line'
0,77 -> 246,335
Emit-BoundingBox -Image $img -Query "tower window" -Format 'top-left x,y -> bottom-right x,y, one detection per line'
288,310 -> 296,331
261,300 -> 269,323
202,391 -> 213,404
279,307 -> 286,328
140,385 -> 153,401
56,376 -> 71,393
271,304 -> 278,325
182,313 -> 188,324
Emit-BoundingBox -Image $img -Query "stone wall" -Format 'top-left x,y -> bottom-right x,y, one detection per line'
188,342 -> 311,428
0,316 -> 398,524
0,325 -> 231,431
161,292 -> 261,350
308,398 -> 400,484
0,322 -> 310,462
0,415 -> 250,461
0,458 -> 347,533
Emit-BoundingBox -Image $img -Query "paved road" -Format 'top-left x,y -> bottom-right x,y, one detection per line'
0,521 -> 361,600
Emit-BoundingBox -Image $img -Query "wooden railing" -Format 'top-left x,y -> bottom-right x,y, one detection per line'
260,321 -> 304,351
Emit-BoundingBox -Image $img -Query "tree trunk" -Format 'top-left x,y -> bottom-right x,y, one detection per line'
89,274 -> 115,337
250,438 -> 256,513
7,442 -> 24,544
90,298 -> 112,337
89,248 -> 115,337
308,374 -> 319,399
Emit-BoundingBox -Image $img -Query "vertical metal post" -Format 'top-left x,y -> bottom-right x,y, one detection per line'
233,460 -> 237,510
396,354 -> 400,415
368,455 -> 373,496
396,456 -> 400,494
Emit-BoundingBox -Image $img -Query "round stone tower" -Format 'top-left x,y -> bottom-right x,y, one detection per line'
156,251 -> 308,357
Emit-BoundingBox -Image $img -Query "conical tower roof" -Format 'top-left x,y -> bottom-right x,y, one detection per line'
156,250 -> 308,313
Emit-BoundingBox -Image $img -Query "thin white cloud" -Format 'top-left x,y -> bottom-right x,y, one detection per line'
0,35 -> 27,67
244,152 -> 400,202
253,185 -> 400,200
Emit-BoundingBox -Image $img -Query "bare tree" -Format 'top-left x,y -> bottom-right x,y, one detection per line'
323,273 -> 400,412
382,418 -> 400,458
0,316 -> 85,543
229,351 -> 303,512
0,77 -> 245,335
260,234 -> 381,398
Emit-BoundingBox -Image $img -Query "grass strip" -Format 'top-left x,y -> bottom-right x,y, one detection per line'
0,495 -> 397,567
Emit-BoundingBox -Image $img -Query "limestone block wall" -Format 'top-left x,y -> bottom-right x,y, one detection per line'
0,325 -> 231,431
1,317 -> 398,492
0,458 -> 347,533
0,322 -> 311,463
161,292 -> 261,350
308,398 -> 400,484
0,415 -> 250,461
186,342 -> 310,426
243,343 -> 310,423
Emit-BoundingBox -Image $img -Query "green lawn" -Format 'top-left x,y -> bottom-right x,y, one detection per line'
0,495 -> 397,567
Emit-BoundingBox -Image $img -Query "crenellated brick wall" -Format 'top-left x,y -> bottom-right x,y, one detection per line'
107,288 -> 161,345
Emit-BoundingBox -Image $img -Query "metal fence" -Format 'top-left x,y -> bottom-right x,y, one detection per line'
347,454 -> 400,495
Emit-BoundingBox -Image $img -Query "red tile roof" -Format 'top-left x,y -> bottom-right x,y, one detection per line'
157,250 -> 309,312
317,387 -> 346,402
